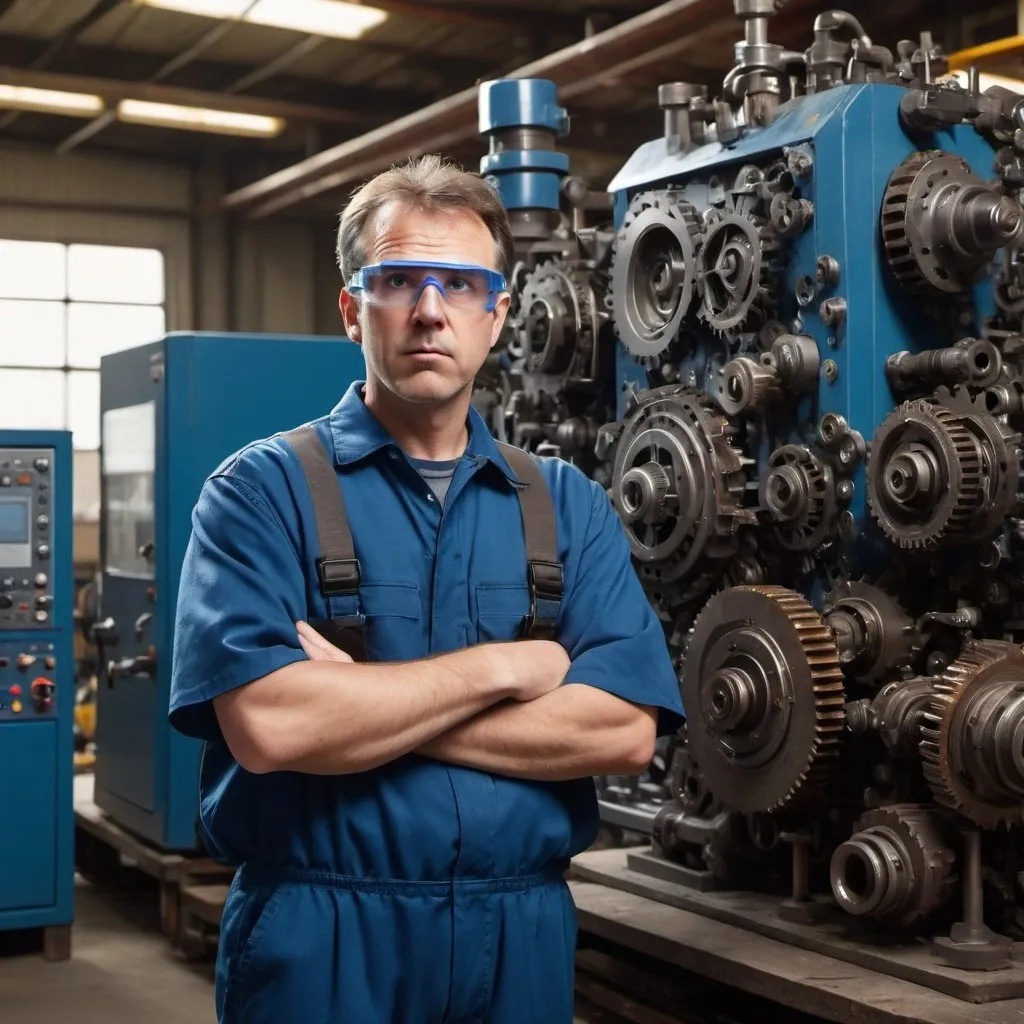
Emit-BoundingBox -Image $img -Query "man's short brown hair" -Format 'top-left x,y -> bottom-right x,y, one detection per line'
336,154 -> 514,284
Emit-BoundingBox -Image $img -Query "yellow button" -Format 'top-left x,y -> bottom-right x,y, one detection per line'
11,700 -> 22,713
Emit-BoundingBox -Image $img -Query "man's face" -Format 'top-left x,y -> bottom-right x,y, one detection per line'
339,202 -> 510,407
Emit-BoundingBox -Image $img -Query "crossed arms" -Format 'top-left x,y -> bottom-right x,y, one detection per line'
213,622 -> 657,782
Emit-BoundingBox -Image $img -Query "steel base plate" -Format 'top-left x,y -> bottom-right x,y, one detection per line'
572,847 -> 1024,1003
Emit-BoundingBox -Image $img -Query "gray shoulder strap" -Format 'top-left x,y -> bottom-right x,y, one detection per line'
283,425 -> 361,598
496,442 -> 564,613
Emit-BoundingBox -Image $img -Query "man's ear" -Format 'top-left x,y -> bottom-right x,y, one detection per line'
339,288 -> 362,343
489,292 -> 511,349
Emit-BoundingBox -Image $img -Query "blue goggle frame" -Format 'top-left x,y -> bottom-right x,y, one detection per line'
348,260 -> 508,312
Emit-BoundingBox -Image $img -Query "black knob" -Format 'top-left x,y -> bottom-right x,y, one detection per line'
0,594 -> 13,610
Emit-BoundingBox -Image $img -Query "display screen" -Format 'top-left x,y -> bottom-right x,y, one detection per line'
0,500 -> 28,544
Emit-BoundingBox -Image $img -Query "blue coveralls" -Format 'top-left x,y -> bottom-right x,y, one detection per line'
169,380 -> 684,1024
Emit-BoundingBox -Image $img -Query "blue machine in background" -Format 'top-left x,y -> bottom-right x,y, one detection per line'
93,333 -> 365,852
482,3 -> 1024,996
0,430 -> 74,955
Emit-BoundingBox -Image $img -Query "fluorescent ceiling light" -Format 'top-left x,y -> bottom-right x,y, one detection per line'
117,99 -> 285,138
131,0 -> 389,39
0,85 -> 104,117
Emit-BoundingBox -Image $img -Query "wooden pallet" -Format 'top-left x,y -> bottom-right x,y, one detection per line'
568,863 -> 1024,1024
73,773 -> 232,955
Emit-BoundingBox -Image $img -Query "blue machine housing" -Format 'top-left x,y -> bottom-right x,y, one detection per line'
608,82 -> 999,601
0,430 -> 74,934
95,333 -> 365,851
479,78 -> 570,212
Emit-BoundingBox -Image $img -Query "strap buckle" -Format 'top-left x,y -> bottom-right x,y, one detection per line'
528,560 -> 563,602
317,557 -> 362,597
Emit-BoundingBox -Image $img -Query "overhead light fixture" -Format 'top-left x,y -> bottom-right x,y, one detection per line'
117,99 -> 285,138
0,85 -> 104,117
131,0 -> 389,39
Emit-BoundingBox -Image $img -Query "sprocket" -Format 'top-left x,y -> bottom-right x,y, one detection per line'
680,585 -> 846,814
513,258 -> 597,378
866,397 -> 984,549
609,385 -> 755,609
696,210 -> 770,332
607,190 -> 701,365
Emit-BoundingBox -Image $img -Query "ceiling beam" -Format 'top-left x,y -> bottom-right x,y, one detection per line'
345,0 -> 596,32
0,65 -> 376,126
0,35 -> 427,120
222,0 -> 817,218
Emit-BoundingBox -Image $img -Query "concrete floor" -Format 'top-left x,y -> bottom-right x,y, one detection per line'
0,876 -> 216,1024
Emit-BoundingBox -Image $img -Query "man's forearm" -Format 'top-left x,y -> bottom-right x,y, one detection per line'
215,639 -> 568,777
217,645 -> 510,776
417,683 -> 656,781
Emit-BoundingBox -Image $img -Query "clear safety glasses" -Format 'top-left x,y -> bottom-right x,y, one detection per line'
347,261 -> 507,313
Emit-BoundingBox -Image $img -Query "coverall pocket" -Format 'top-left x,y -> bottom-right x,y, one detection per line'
475,583 -> 531,642
221,884 -> 289,1022
359,580 -> 422,660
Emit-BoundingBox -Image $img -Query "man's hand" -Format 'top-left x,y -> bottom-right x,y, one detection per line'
296,621 -> 354,663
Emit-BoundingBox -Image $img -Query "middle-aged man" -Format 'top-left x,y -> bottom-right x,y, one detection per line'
169,154 -> 685,1024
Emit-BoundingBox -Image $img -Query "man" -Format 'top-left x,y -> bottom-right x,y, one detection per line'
169,154 -> 684,1024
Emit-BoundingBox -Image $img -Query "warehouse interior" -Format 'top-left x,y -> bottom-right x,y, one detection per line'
5,0 -> 1024,1022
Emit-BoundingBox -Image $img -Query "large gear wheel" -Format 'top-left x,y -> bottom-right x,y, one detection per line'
609,385 -> 753,607
680,585 -> 846,814
830,805 -> 956,928
919,641 -> 1024,829
608,190 -> 701,364
513,259 -> 596,378
697,210 -> 765,332
866,397 -> 984,549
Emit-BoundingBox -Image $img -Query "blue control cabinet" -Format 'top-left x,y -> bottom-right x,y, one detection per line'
0,431 -> 74,935
94,333 -> 365,851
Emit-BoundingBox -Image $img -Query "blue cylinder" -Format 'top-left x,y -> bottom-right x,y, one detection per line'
478,78 -> 570,213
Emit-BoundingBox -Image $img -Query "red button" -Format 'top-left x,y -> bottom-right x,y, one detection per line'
8,685 -> 20,696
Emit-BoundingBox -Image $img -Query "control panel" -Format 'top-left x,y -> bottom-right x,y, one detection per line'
0,447 -> 54,630
0,640 -> 58,720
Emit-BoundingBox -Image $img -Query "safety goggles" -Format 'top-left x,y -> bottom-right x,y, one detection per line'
347,261 -> 507,312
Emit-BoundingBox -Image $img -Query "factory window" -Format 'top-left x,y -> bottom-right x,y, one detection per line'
0,239 -> 166,451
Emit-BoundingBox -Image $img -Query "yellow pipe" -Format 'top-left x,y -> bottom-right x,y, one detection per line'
948,35 -> 1024,71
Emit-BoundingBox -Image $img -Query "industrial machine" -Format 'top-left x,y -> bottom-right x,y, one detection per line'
477,78 -> 678,831
489,1 -> 1024,1002
92,333 -> 364,852
0,430 -> 74,954
477,77 -> 618,480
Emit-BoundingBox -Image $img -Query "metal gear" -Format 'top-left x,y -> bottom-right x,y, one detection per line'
513,259 -> 597,378
866,398 -> 984,549
608,190 -> 701,364
697,210 -> 765,332
830,805 -> 956,928
760,444 -> 835,551
823,581 -> 921,686
882,150 -> 1024,297
609,386 -> 754,607
920,640 -> 1024,829
680,585 -> 846,814
934,385 -> 1023,538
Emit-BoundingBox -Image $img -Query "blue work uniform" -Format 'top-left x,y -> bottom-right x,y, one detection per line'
169,380 -> 684,1024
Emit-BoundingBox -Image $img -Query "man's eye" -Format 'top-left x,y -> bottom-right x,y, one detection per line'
386,274 -> 410,288
448,278 -> 470,291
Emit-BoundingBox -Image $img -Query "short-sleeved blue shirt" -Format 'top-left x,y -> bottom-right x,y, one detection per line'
169,380 -> 684,879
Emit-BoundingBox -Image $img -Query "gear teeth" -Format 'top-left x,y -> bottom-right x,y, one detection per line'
867,398 -> 985,549
918,641 -> 1024,829
609,190 -> 701,360
682,585 -> 845,814
881,151 -> 938,295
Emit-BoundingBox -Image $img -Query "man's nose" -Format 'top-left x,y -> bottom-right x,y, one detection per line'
411,281 -> 446,329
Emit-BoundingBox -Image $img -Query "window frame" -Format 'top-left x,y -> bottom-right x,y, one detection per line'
0,237 -> 168,451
